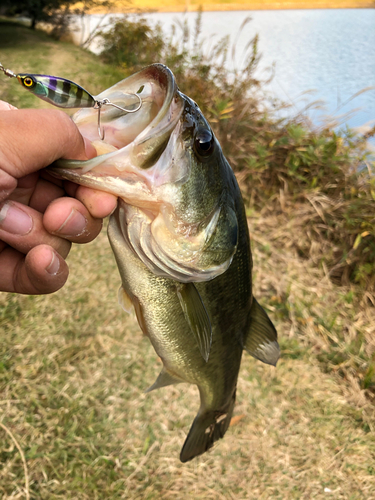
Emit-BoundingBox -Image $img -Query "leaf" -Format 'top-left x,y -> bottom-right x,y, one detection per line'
353,234 -> 362,250
230,415 -> 245,427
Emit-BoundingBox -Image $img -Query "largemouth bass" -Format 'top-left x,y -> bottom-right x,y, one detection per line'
51,64 -> 279,462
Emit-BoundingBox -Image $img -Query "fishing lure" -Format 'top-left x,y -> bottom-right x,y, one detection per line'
0,62 -> 142,140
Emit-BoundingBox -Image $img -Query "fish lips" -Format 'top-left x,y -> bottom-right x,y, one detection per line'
51,64 -> 185,182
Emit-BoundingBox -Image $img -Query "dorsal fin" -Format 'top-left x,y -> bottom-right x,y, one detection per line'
145,367 -> 183,393
244,298 -> 280,366
176,283 -> 212,362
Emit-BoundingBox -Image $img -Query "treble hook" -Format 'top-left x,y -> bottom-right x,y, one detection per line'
94,94 -> 143,141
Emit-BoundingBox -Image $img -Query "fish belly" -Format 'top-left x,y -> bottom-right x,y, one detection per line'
108,198 -> 252,461
109,206 -> 245,397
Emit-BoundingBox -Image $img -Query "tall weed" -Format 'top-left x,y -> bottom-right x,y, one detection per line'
99,13 -> 375,293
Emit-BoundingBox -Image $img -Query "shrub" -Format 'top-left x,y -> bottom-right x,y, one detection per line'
100,16 -> 165,69
98,13 -> 375,293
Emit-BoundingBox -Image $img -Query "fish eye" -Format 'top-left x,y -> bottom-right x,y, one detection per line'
23,76 -> 36,88
194,129 -> 214,157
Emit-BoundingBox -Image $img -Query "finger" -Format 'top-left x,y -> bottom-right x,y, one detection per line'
75,186 -> 118,219
0,200 -> 71,258
0,244 -> 68,294
0,109 -> 96,179
63,180 -> 78,198
62,183 -> 118,218
6,173 -> 66,213
43,197 -> 104,244
40,170 -> 64,188
0,168 -> 17,202
29,178 -> 65,213
0,100 -> 17,111
6,172 -> 39,206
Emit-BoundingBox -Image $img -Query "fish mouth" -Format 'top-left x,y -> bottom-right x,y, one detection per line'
50,64 -> 238,285
50,64 -> 184,193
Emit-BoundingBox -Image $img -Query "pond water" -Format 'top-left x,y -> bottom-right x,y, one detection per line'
76,9 -> 375,131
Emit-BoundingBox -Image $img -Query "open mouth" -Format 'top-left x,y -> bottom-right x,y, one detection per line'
71,64 -> 184,173
50,64 -> 186,208
50,64 -> 238,284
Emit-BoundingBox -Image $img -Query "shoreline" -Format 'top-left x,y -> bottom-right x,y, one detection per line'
84,0 -> 375,14
97,1 -> 375,13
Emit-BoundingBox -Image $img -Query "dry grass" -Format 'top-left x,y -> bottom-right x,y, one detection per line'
1,223 -> 375,498
251,192 -> 375,289
250,207 -> 375,397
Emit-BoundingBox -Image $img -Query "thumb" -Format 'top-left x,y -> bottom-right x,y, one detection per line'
0,108 -> 96,180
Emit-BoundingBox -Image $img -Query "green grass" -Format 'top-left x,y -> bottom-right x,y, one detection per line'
1,20 -> 375,499
0,20 -> 126,110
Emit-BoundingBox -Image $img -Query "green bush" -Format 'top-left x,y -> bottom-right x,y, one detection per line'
100,16 -> 165,69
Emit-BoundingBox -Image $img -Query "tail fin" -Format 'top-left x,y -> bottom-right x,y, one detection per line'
180,389 -> 236,463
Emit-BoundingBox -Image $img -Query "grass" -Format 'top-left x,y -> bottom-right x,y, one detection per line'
0,20 -> 126,110
2,230 -> 375,498
1,20 -> 375,499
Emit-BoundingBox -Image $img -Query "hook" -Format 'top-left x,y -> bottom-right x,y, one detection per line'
99,94 -> 142,114
94,93 -> 143,141
95,101 -> 105,141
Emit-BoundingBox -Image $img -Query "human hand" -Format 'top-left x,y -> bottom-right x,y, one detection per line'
0,101 -> 117,294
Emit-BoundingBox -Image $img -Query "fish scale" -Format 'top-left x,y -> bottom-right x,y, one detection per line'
50,63 -> 280,462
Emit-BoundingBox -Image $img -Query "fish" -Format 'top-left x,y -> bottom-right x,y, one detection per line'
51,63 -> 279,462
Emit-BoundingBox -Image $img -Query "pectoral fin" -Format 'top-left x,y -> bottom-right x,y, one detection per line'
145,367 -> 184,393
118,285 -> 133,314
244,298 -> 280,366
176,283 -> 212,362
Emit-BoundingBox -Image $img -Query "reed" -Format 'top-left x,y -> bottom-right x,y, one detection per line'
100,13 -> 375,293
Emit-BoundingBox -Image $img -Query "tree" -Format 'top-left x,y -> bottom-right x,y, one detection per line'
1,0 -> 74,29
1,0 -> 128,37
